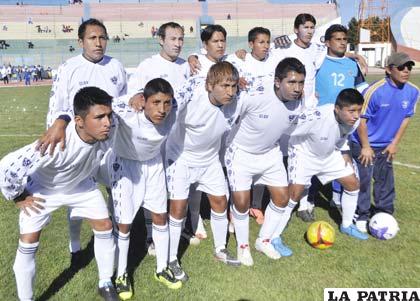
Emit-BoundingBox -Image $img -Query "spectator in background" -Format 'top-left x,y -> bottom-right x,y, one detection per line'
24,67 -> 31,85
1,65 -> 8,84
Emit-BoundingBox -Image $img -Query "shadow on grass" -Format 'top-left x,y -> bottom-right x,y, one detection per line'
37,236 -> 95,301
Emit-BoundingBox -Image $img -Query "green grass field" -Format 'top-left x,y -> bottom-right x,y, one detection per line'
0,76 -> 419,301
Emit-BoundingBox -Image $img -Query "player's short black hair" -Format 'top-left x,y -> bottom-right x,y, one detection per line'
275,57 -> 306,81
78,18 -> 108,40
157,22 -> 184,40
335,88 -> 364,108
74,86 -> 112,118
248,27 -> 271,42
324,24 -> 347,41
143,78 -> 174,101
201,24 -> 227,43
294,13 -> 316,29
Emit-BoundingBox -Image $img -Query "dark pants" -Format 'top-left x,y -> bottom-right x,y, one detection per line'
350,141 -> 395,221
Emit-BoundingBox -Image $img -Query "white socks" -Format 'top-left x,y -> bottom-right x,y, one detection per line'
168,216 -> 184,262
231,205 -> 249,247
210,209 -> 228,251
341,189 -> 359,227
152,223 -> 169,273
114,230 -> 130,277
272,199 -> 297,238
259,200 -> 284,240
93,229 -> 115,283
14,240 -> 39,301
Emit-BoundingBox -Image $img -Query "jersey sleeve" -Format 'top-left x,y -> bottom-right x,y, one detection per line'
127,61 -> 148,98
406,86 -> 419,117
173,77 -> 203,111
46,63 -> 71,128
354,62 -> 369,92
0,142 -> 46,201
288,108 -> 322,137
117,63 -> 128,96
361,85 -> 379,120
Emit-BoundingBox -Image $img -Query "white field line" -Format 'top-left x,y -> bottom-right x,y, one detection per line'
393,161 -> 420,170
0,134 -> 40,137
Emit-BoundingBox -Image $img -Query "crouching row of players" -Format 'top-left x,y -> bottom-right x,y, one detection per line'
0,59 -> 368,301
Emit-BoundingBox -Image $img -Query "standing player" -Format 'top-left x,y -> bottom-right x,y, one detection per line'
0,87 -> 118,301
350,52 -> 419,233
315,24 -> 368,209
39,18 -> 127,264
225,58 -> 305,265
281,89 -> 369,250
126,21 -> 190,255
109,78 -> 185,297
167,62 -> 241,281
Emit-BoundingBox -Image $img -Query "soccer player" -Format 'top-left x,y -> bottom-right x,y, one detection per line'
109,78 -> 184,297
225,57 -> 305,265
167,62 -> 241,281
283,89 -> 369,250
0,87 -> 118,301
126,22 -> 197,252
350,52 -> 419,233
314,24 -> 368,210
39,18 -> 127,265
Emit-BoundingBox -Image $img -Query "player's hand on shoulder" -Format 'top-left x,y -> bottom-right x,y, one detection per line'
235,49 -> 247,61
358,146 -> 375,167
238,77 -> 248,90
14,190 -> 45,216
36,118 -> 68,156
188,55 -> 201,75
273,35 -> 292,49
129,93 -> 145,112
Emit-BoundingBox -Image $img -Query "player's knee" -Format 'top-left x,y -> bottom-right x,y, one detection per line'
169,201 -> 187,218
91,218 -> 113,231
343,179 -> 360,192
152,213 -> 167,226
20,232 -> 41,244
117,223 -> 131,234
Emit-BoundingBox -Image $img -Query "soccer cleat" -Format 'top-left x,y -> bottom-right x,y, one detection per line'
271,237 -> 293,257
296,209 -> 315,222
356,220 -> 368,233
237,244 -> 254,266
255,238 -> 281,259
70,250 -> 84,269
115,272 -> 133,300
214,248 -> 241,266
154,268 -> 183,289
249,208 -> 265,225
340,224 -> 369,240
98,281 -> 119,301
168,259 -> 189,282
146,239 -> 156,256
195,216 -> 208,239
181,231 -> 201,246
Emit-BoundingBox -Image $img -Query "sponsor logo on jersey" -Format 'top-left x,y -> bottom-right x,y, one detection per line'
79,80 -> 88,86
258,114 -> 269,119
401,100 -> 409,109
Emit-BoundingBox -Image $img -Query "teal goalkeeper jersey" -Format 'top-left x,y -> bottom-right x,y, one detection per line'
315,56 -> 367,106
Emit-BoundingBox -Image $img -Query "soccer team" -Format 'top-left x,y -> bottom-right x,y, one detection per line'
0,12 -> 418,301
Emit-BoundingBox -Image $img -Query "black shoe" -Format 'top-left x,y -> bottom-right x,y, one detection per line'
98,281 -> 119,301
296,209 -> 315,222
70,250 -> 83,268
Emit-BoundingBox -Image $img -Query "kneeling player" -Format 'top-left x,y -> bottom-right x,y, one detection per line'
285,89 -> 369,244
167,62 -> 241,282
0,87 -> 118,301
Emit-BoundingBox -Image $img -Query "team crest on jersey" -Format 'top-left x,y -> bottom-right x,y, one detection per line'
401,100 -> 409,109
299,113 -> 307,120
112,162 -> 120,172
10,171 -> 18,178
110,76 -> 118,85
22,158 -> 31,167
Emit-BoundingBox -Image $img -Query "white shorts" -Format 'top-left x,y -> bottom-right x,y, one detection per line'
224,144 -> 288,192
166,159 -> 227,200
288,147 -> 355,186
109,152 -> 167,224
19,186 -> 109,234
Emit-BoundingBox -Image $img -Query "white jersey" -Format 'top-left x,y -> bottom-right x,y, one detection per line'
289,104 -> 358,159
228,84 -> 302,154
166,80 -> 241,167
112,102 -> 174,162
127,53 -> 189,98
272,41 -> 326,108
228,52 -> 278,91
46,54 -> 127,127
0,120 -> 117,200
